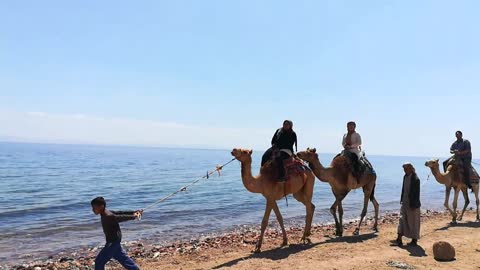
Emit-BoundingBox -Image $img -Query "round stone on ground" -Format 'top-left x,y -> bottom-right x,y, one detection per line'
433,241 -> 456,261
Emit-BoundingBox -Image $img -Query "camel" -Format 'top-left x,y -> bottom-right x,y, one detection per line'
231,148 -> 316,253
297,148 -> 379,237
424,159 -> 479,223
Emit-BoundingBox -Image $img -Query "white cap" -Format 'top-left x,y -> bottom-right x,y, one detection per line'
402,162 -> 413,168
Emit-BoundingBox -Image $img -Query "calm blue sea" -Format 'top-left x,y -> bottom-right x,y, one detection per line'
1,142 -> 478,264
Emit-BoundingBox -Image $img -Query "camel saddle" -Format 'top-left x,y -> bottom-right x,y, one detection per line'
443,156 -> 480,184
283,157 -> 310,181
337,151 -> 376,178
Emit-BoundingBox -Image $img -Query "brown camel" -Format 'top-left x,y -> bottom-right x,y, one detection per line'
231,148 -> 316,253
297,148 -> 379,236
424,159 -> 480,223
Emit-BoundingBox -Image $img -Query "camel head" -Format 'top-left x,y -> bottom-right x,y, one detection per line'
297,147 -> 318,163
424,158 -> 440,168
231,148 -> 253,163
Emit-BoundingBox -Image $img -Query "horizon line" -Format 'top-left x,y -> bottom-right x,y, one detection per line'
0,140 -> 458,159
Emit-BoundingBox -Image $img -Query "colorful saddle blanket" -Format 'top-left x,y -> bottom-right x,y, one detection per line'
283,157 -> 310,180
443,156 -> 480,184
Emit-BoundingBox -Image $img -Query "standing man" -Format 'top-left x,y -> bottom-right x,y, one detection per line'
394,163 -> 421,247
450,130 -> 473,189
342,121 -> 363,177
262,120 -> 298,181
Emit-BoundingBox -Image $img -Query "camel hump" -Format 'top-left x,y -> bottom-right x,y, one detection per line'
284,157 -> 310,180
446,156 -> 480,184
471,166 -> 480,184
260,157 -> 310,182
331,151 -> 375,179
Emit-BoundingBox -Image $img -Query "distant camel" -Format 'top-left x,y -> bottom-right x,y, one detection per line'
425,158 -> 479,223
231,148 -> 316,253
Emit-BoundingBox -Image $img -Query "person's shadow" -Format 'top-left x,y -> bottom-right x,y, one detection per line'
403,244 -> 427,257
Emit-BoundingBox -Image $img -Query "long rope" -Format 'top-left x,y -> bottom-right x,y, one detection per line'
421,172 -> 430,188
142,158 -> 236,212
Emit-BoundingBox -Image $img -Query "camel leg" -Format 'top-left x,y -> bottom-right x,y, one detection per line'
330,191 -> 347,237
370,186 -> 380,232
458,188 -> 470,221
272,201 -> 288,246
444,186 -> 455,223
451,188 -> 460,224
474,184 -> 480,221
329,198 -> 340,236
303,176 -> 316,241
354,185 -> 373,236
338,193 -> 348,237
293,190 -> 315,243
338,199 -> 344,234
255,200 -> 273,253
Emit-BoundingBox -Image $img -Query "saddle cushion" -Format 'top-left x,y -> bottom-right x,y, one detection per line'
283,157 -> 310,180
336,151 -> 375,176
444,156 -> 480,184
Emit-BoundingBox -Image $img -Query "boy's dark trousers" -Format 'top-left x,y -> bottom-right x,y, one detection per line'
95,241 -> 139,270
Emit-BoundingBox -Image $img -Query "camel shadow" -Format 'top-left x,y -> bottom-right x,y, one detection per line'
435,221 -> 480,231
211,242 -> 321,269
212,233 -> 377,269
323,232 -> 378,244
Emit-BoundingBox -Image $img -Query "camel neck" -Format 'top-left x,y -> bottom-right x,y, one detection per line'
430,165 -> 450,185
240,161 -> 262,193
309,159 -> 333,183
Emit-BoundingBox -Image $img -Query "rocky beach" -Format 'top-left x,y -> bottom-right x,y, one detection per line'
4,209 -> 480,270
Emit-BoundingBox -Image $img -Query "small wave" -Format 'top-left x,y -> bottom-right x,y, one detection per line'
0,175 -> 24,178
0,222 -> 99,240
0,201 -> 89,218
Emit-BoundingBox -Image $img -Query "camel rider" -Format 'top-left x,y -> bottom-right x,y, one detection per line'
262,120 -> 297,182
449,131 -> 473,189
342,121 -> 363,178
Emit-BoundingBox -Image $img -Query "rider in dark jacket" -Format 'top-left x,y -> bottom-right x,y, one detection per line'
262,120 -> 297,181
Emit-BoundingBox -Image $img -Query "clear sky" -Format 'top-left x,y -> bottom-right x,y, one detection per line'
1,1 -> 479,156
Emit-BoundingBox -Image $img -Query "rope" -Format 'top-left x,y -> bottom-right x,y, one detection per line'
142,158 -> 237,212
421,172 -> 430,188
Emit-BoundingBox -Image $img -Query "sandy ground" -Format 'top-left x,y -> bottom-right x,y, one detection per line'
136,211 -> 480,270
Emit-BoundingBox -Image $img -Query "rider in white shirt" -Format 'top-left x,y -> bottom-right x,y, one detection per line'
342,121 -> 363,177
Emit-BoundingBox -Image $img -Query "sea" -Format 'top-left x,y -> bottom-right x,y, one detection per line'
1,142 -> 478,264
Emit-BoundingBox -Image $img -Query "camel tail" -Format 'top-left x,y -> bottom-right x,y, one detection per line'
370,183 -> 376,200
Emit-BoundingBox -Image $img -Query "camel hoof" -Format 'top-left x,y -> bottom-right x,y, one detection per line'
353,229 -> 360,236
372,227 -> 379,233
253,248 -> 261,254
450,220 -> 457,225
457,217 -> 463,221
281,240 -> 288,247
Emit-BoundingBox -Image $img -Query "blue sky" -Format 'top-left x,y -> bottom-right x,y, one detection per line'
1,1 -> 479,156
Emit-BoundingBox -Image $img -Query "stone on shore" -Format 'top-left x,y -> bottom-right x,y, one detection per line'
433,241 -> 456,261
